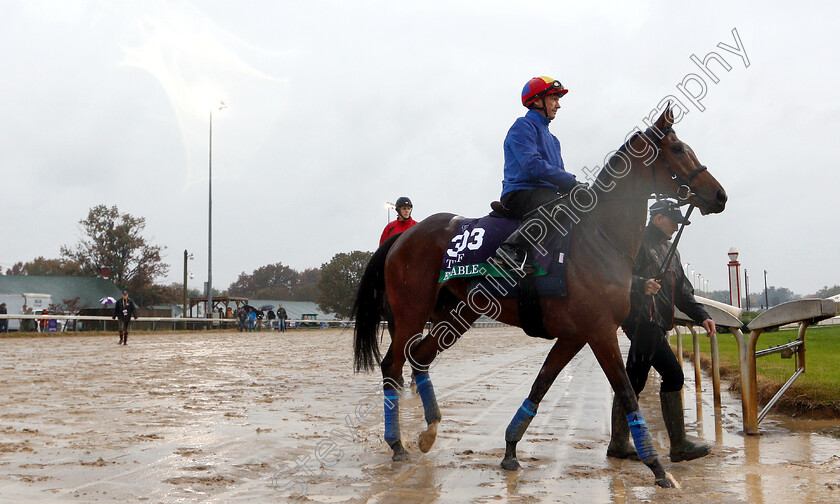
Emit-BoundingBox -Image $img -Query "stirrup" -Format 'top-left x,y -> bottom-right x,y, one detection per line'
488,254 -> 535,275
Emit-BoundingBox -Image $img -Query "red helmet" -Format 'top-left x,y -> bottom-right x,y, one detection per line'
521,77 -> 568,108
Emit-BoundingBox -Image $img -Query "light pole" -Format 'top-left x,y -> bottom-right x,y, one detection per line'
385,201 -> 395,224
690,269 -> 695,289
183,250 -> 194,329
207,100 -> 227,323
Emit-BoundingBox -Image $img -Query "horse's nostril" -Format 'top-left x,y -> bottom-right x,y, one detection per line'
716,189 -> 728,204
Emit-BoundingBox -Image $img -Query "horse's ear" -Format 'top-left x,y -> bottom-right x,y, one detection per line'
653,102 -> 675,130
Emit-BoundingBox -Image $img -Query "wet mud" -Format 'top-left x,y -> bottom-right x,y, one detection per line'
0,328 -> 838,503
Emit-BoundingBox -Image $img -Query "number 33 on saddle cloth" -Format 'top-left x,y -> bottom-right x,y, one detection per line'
438,214 -> 572,298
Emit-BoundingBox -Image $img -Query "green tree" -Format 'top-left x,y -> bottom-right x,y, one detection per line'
703,290 -> 731,304
60,205 -> 169,299
813,285 -> 840,298
316,250 -> 372,318
5,257 -> 83,276
227,262 -> 300,299
294,268 -> 321,301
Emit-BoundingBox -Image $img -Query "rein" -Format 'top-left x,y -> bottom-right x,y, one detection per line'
654,204 -> 694,283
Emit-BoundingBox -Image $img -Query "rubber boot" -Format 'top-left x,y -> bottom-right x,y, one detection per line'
123,332 -> 128,345
119,332 -> 124,345
606,395 -> 638,460
660,390 -> 710,462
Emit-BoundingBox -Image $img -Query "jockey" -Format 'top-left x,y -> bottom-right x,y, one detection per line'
380,196 -> 418,245
490,76 -> 582,274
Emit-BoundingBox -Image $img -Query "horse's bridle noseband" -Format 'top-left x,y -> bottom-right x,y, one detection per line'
644,126 -> 707,201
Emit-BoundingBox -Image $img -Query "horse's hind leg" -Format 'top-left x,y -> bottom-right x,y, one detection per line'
381,294 -> 440,461
378,343 -> 411,461
501,338 -> 585,470
588,335 -> 677,489
406,296 -> 480,453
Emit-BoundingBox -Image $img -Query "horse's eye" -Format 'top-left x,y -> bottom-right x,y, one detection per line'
670,143 -> 684,154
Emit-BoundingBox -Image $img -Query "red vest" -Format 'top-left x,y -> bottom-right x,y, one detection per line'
379,218 -> 417,245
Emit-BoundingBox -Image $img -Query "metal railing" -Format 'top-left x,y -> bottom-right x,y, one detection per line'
0,314 -> 356,332
672,298 -> 838,435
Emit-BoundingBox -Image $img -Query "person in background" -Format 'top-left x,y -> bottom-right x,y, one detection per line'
248,307 -> 257,332
276,304 -> 288,332
0,302 -> 7,333
112,290 -> 138,345
38,309 -> 49,333
236,307 -> 248,332
380,196 -> 417,245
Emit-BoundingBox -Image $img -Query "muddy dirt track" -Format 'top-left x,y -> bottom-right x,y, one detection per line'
1,328 -> 839,503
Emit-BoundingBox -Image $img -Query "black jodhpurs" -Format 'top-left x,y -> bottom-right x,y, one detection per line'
501,188 -> 561,219
624,322 -> 684,395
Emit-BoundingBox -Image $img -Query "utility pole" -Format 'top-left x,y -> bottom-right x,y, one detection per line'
764,269 -> 769,311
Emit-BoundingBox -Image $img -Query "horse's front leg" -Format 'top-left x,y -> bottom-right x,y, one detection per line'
501,338 -> 585,471
588,334 -> 679,489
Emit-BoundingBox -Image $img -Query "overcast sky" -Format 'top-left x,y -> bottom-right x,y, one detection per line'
1,0 -> 837,297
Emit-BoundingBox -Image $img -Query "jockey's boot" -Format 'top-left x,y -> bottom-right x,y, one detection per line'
123,332 -> 128,345
118,332 -> 124,345
661,390 -> 710,462
606,395 -> 639,460
490,237 -> 533,274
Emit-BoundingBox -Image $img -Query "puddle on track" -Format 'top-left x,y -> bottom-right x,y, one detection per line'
0,328 -> 838,503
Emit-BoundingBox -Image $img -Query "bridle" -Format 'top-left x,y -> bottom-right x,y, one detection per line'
643,126 -> 707,202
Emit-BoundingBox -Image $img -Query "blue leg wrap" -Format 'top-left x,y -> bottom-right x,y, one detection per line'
505,398 -> 538,443
627,410 -> 658,464
384,389 -> 401,446
414,372 -> 441,424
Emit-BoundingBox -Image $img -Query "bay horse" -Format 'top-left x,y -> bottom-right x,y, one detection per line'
352,107 -> 727,488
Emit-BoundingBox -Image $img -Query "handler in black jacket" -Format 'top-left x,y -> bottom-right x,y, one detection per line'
113,291 -> 138,345
608,200 -> 716,462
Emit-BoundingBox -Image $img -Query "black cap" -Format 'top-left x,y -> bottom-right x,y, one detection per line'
649,199 -> 690,224
122,290 -> 128,295
395,196 -> 412,208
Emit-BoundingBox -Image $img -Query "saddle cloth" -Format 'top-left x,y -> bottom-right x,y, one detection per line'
438,214 -> 570,297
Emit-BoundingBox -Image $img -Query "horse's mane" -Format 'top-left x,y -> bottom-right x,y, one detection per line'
591,131 -> 644,199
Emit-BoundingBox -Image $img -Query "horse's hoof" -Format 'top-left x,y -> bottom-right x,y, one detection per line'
391,444 -> 410,462
500,457 -> 521,471
418,421 -> 439,453
655,471 -> 680,489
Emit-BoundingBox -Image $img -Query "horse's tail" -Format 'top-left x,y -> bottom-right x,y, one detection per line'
352,233 -> 401,373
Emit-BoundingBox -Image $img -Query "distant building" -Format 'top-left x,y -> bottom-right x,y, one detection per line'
246,299 -> 340,320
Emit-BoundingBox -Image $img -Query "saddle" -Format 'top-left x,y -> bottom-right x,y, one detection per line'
490,201 -> 516,219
